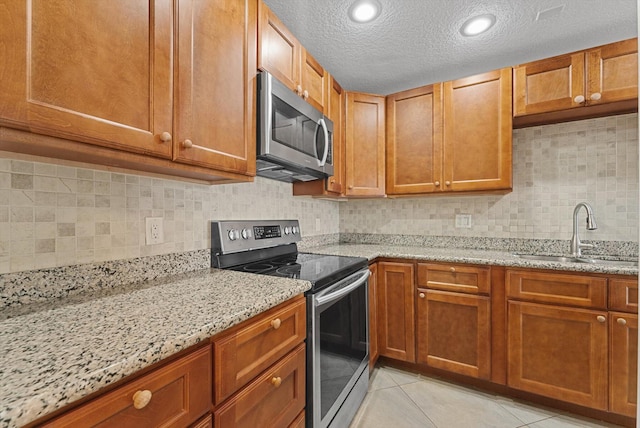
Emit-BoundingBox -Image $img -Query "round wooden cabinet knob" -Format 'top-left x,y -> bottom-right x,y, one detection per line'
590,92 -> 602,101
159,132 -> 172,142
419,292 -> 425,299
132,390 -> 152,410
271,318 -> 281,330
596,315 -> 606,323
348,185 -> 354,190
303,90 -> 309,99
617,318 -> 627,326
271,376 -> 282,388
182,139 -> 193,148
445,181 -> 451,186
434,181 -> 440,187
573,95 -> 585,104
449,267 -> 456,272
296,85 -> 303,95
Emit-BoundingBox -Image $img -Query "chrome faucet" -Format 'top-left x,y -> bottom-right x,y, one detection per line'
570,202 -> 597,257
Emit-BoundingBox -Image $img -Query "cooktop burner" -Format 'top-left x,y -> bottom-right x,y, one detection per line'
227,252 -> 367,291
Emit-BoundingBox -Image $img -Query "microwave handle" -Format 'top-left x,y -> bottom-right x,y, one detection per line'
317,118 -> 329,167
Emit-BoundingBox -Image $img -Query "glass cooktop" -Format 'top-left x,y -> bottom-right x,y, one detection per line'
228,252 -> 368,291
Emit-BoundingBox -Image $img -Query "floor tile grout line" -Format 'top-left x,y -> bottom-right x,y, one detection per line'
394,382 -> 441,428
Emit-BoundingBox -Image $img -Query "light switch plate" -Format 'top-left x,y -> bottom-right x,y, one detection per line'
455,214 -> 472,228
145,217 -> 164,245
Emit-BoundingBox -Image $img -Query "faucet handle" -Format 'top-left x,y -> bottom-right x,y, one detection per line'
579,242 -> 596,250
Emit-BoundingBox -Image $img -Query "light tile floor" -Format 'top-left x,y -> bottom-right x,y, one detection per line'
350,365 -> 626,428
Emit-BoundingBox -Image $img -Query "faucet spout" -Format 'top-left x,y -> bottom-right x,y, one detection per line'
570,202 -> 597,257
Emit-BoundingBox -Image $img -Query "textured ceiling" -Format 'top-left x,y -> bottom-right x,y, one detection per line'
263,0 -> 638,95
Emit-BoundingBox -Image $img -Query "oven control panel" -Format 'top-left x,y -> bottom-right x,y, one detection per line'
211,220 -> 301,254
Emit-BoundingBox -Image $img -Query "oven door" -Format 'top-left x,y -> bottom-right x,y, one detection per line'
309,268 -> 370,428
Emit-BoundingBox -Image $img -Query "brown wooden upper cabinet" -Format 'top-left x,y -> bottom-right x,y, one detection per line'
386,84 -> 443,195
386,68 -> 512,195
258,1 -> 328,113
0,0 -> 257,180
513,38 -> 638,120
293,75 -> 346,197
345,92 -> 386,197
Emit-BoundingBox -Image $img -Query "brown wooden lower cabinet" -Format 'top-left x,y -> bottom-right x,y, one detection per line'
43,346 -> 212,428
368,263 -> 379,370
416,289 -> 491,379
507,301 -> 608,410
214,343 -> 306,428
288,410 -> 305,428
213,298 -> 306,404
377,261 -> 415,362
191,414 -> 213,428
610,311 -> 638,417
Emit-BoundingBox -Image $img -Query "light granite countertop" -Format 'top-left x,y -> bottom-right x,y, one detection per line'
305,244 -> 639,276
0,269 -> 311,428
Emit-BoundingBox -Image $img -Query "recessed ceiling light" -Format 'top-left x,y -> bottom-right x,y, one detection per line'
349,0 -> 382,23
460,14 -> 496,36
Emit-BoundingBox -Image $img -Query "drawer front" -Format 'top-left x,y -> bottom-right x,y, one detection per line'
214,344 -> 306,428
609,277 -> 638,313
45,346 -> 211,428
214,298 -> 306,404
418,263 -> 490,294
288,410 -> 305,428
506,269 -> 607,309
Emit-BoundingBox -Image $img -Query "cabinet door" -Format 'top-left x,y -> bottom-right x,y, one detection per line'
417,263 -> 490,295
417,289 -> 491,379
610,311 -> 638,417
609,277 -> 639,313
507,301 -> 608,410
377,262 -> 415,362
513,52 -> 585,116
326,76 -> 346,194
443,68 -> 512,192
173,0 -> 256,175
301,50 -> 328,113
44,346 -> 211,428
257,0 -> 301,91
213,298 -> 306,404
214,344 -> 306,428
0,1 -> 173,158
368,263 -> 379,370
386,84 -> 443,195
587,38 -> 638,105
345,92 -> 386,197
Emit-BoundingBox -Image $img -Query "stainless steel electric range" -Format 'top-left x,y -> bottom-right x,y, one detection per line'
211,220 -> 370,428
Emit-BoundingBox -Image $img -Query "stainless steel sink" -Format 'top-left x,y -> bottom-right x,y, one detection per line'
513,253 -> 638,267
513,254 -> 590,263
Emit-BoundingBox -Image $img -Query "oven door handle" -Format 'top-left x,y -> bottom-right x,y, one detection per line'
314,269 -> 370,307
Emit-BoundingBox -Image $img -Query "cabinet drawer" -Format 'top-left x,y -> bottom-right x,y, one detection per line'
213,298 -> 306,404
418,263 -> 490,294
609,277 -> 638,313
44,346 -> 211,428
506,269 -> 607,309
214,344 -> 306,428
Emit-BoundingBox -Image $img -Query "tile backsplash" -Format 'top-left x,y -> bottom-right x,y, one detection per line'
0,164 -> 339,273
0,113 -> 637,274
340,114 -> 639,242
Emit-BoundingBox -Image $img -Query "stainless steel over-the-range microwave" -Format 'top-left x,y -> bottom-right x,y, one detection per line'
257,71 -> 334,183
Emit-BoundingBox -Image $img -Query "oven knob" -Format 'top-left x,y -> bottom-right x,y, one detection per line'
241,228 -> 252,239
292,226 -> 299,235
228,229 -> 240,241
284,226 -> 291,235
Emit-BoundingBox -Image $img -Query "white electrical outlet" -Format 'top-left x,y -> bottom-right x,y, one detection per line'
455,214 -> 472,228
145,217 -> 164,245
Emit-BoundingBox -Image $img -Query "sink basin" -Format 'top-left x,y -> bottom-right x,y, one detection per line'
513,254 -> 638,267
513,254 -> 589,263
